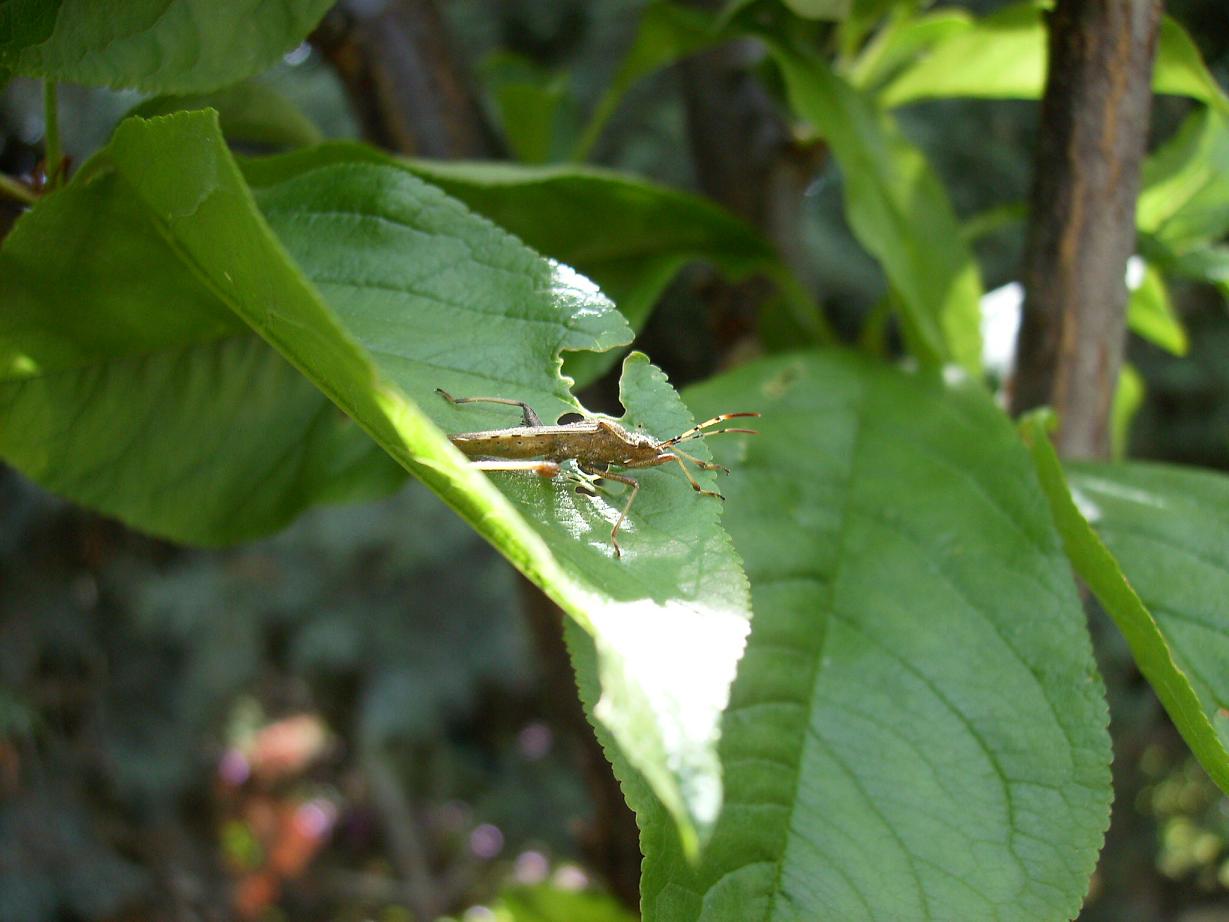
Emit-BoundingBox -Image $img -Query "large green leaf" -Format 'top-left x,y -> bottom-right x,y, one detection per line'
0,0 -> 332,93
772,44 -> 984,373
1022,422 -> 1229,793
0,142 -> 399,541
0,111 -> 753,852
406,158 -> 822,386
591,351 -> 1110,919
879,5 -> 1229,113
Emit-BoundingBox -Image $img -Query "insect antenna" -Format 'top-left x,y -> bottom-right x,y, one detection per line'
662,412 -> 760,447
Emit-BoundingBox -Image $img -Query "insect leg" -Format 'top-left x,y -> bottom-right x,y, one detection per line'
471,459 -> 560,478
663,412 -> 759,446
436,388 -> 543,427
660,453 -> 725,500
670,445 -> 730,475
596,470 -> 639,559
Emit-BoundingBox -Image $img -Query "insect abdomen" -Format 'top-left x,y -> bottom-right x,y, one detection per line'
449,430 -> 550,460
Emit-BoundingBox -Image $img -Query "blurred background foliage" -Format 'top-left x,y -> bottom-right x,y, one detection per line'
2,0 -> 1229,919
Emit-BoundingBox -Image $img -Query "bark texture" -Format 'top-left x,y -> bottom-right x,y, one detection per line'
1012,0 -> 1162,459
313,0 -> 499,158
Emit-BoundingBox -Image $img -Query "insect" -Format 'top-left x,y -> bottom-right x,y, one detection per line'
437,388 -> 758,558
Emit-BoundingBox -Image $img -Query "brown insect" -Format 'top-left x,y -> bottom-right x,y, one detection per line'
437,388 -> 758,558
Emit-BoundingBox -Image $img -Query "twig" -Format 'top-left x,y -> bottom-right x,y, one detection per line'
1011,0 -> 1162,459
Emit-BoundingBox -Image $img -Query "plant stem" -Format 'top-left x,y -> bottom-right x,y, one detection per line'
0,173 -> 37,205
43,80 -> 62,188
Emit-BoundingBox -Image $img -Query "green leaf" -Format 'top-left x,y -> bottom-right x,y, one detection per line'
127,82 -> 324,148
1153,15 -> 1229,114
619,352 -> 1110,920
405,158 -> 824,387
0,111 -> 753,851
1138,107 -> 1229,252
1065,462 -> 1229,762
492,884 -> 638,922
1110,363 -> 1144,461
879,5 -> 1229,113
573,2 -> 718,161
782,0 -> 850,21
771,44 -> 984,372
845,8 -> 972,91
838,0 -> 923,59
1022,417 -> 1229,795
1127,261 -> 1187,356
877,4 -> 1042,107
481,52 -> 575,165
1157,243 -> 1229,302
0,148 -> 398,542
0,0 -> 333,93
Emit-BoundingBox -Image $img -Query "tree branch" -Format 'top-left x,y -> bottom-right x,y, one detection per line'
312,0 -> 500,158
1011,0 -> 1162,459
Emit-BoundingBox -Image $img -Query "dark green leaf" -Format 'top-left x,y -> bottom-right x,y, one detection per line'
782,0 -> 850,21
1023,419 -> 1229,794
0,0 -> 333,93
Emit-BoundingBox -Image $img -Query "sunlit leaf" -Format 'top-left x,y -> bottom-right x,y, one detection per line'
879,5 -> 1229,113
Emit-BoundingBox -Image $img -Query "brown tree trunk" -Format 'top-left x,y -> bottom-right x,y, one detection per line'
312,0 -> 500,158
1011,0 -> 1162,460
